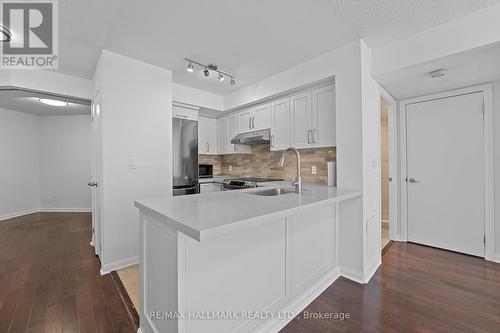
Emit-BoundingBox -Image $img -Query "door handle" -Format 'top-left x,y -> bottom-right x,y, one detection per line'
252,117 -> 255,129
313,129 -> 318,143
206,142 -> 209,152
271,134 -> 274,147
408,178 -> 421,183
88,182 -> 98,187
307,129 -> 312,144
249,118 -> 252,129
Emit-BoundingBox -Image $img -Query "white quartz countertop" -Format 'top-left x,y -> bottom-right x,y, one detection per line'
135,182 -> 362,242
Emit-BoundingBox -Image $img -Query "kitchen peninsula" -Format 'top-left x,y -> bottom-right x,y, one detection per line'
135,182 -> 361,333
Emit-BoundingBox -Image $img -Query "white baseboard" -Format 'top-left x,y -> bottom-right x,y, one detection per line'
490,255 -> 500,264
100,255 -> 139,275
363,256 -> 381,283
39,208 -> 92,213
339,266 -> 364,284
0,208 -> 92,221
0,208 -> 40,221
254,267 -> 341,333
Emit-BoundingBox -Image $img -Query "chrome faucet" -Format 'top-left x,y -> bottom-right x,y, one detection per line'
279,147 -> 302,194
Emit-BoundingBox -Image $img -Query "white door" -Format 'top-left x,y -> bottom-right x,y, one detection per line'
406,92 -> 485,257
90,89 -> 103,257
252,104 -> 271,130
291,91 -> 312,148
311,84 -> 335,147
270,98 -> 290,151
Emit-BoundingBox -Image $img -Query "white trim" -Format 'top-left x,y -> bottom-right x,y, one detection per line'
0,209 -> 40,221
39,208 -> 92,213
100,255 -> 139,275
339,266 -> 364,284
491,256 -> 500,264
363,257 -> 381,284
0,208 -> 92,221
253,268 -> 340,333
379,85 -> 399,243
399,84 -> 495,261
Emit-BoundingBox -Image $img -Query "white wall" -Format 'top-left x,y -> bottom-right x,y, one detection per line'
494,80 -> 500,260
39,116 -> 91,210
0,110 -> 92,219
97,50 -> 173,273
0,109 -> 40,219
172,83 -> 223,111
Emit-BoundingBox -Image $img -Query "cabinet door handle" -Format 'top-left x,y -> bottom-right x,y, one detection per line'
206,142 -> 209,152
176,114 -> 188,119
252,117 -> 255,129
307,129 -> 312,144
271,134 -> 274,147
248,117 -> 252,129
313,129 -> 318,143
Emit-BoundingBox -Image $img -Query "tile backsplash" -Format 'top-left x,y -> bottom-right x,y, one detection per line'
199,144 -> 335,184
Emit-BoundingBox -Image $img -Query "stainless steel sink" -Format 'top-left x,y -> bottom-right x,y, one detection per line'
249,188 -> 295,196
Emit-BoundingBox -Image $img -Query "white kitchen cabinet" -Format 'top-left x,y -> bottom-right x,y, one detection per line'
289,84 -> 335,149
291,91 -> 313,148
173,105 -> 198,121
311,84 -> 336,147
270,98 -> 291,151
198,116 -> 218,155
218,115 -> 250,154
238,104 -> 271,133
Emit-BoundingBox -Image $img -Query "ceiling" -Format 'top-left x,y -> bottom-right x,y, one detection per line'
329,0 -> 500,47
49,0 -> 500,95
0,90 -> 91,116
375,41 -> 500,100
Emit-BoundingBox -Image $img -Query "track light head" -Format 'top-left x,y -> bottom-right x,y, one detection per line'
187,62 -> 194,72
230,77 -> 236,86
203,68 -> 209,77
217,73 -> 224,81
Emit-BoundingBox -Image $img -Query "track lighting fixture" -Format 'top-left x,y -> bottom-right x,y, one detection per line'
0,24 -> 12,42
185,58 -> 236,87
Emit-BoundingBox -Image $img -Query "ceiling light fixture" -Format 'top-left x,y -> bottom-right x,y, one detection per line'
429,69 -> 447,78
0,24 -> 12,42
39,98 -> 68,107
185,58 -> 236,87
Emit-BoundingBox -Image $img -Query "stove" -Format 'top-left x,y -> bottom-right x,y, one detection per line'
222,177 -> 284,190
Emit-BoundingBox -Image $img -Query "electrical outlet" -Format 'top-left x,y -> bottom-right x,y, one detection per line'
311,165 -> 317,175
229,165 -> 232,171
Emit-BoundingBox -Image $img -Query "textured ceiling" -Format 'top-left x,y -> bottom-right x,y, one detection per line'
329,0 -> 500,46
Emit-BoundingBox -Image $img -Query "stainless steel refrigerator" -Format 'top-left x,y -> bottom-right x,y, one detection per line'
172,117 -> 199,196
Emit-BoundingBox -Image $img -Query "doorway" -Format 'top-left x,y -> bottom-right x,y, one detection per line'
380,100 -> 390,250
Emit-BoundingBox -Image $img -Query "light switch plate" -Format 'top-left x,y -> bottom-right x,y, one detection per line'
129,159 -> 137,169
311,165 -> 317,175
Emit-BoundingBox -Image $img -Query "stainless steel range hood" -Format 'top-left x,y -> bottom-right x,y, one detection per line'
231,129 -> 270,145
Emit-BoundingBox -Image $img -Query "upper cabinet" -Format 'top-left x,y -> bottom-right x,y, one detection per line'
173,105 -> 198,121
289,84 -> 336,149
270,98 -> 291,151
198,116 -> 218,155
238,104 -> 271,132
311,84 -> 336,147
218,114 -> 251,155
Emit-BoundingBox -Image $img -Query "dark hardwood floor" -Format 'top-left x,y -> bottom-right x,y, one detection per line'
282,242 -> 500,333
2,213 -> 499,333
0,212 -> 135,333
